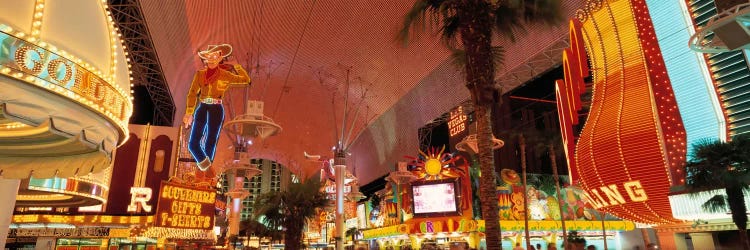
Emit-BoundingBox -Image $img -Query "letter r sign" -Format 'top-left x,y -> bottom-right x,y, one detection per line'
127,187 -> 153,213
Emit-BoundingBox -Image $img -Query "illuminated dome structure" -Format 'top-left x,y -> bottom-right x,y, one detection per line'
0,1 -> 132,179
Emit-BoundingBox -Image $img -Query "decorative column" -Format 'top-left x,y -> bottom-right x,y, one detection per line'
688,232 -> 716,250
0,178 -> 20,248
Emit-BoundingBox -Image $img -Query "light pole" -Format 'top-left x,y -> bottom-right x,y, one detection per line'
221,81 -> 281,247
224,144 -> 262,240
333,147 -> 347,250
315,67 -> 371,250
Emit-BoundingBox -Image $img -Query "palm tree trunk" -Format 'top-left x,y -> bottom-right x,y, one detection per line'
600,210 -> 608,250
520,134 -> 531,249
286,220 -> 303,250
458,0 -> 500,249
549,144 -> 567,247
740,229 -> 750,250
476,104 -> 502,250
726,186 -> 750,250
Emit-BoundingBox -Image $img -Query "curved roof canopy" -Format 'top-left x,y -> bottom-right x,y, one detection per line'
141,0 -> 579,184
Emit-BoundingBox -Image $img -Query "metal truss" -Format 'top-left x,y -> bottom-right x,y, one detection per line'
417,112 -> 449,152
417,100 -> 473,151
496,35 -> 569,92
108,0 -> 175,126
690,2 -> 750,53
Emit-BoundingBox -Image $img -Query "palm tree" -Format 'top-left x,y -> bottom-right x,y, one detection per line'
685,135 -> 750,250
253,177 -> 329,250
518,133 -> 531,248
241,218 -> 282,248
398,1 -> 561,249
525,128 -> 568,246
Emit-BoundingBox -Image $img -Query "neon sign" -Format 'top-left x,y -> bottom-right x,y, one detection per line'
556,0 -> 686,224
448,106 -> 468,137
0,29 -> 132,132
127,187 -> 153,213
581,180 -> 648,209
554,19 -> 588,182
155,182 -> 215,229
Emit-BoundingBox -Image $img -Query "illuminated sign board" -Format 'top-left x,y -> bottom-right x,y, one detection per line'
448,106 -> 468,137
0,28 -> 131,130
411,181 -> 459,216
12,214 -> 153,226
413,183 -> 457,214
556,0 -> 686,225
154,182 -> 215,229
361,225 -> 401,240
8,228 -> 110,238
128,187 -> 153,213
325,185 -> 351,194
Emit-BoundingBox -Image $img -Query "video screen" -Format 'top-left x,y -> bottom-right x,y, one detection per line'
412,182 -> 458,214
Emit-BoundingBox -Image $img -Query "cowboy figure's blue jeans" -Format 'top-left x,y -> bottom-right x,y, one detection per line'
188,103 -> 224,164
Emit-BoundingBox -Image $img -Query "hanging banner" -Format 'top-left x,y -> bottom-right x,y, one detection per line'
154,181 -> 215,229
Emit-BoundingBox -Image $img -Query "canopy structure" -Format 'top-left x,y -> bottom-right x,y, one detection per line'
137,0 -> 580,184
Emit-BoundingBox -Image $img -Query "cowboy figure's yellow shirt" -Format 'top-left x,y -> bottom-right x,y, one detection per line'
185,64 -> 251,115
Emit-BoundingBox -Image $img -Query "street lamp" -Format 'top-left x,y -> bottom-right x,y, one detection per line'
222,94 -> 281,247
321,67 -> 372,250
223,144 -> 263,239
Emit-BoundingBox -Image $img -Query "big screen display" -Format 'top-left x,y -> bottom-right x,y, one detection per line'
412,182 -> 458,215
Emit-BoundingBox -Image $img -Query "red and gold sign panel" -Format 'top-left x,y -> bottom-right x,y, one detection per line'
558,0 -> 686,225
154,181 -> 215,229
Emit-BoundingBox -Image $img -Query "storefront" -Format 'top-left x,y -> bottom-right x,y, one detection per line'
6,178 -> 217,249
357,148 -> 636,250
361,214 -> 635,249
4,225 -> 145,250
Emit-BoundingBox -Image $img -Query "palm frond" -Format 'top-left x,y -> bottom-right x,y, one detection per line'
491,46 -> 505,68
450,46 -> 503,74
535,174 -> 557,195
731,134 -> 750,176
684,137 -> 739,192
397,0 -> 453,46
251,177 -> 329,235
685,161 -> 723,191
492,0 -> 563,42
522,0 -> 564,26
493,0 -> 525,42
450,49 -> 466,69
397,1 -> 431,45
690,138 -> 732,162
440,13 -> 461,49
701,194 -> 729,213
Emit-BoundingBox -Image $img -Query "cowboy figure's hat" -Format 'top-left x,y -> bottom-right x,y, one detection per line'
198,44 -> 233,60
